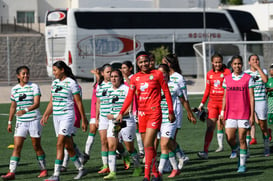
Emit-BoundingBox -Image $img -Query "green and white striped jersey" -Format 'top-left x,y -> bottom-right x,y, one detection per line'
161,81 -> 183,124
170,72 -> 188,101
51,77 -> 80,116
108,84 -> 132,120
96,81 -> 112,117
10,82 -> 41,122
245,69 -> 267,101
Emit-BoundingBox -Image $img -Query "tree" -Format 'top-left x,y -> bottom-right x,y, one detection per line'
149,46 -> 170,66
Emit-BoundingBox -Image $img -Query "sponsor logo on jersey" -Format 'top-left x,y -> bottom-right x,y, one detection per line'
140,82 -> 148,92
213,80 -> 221,88
151,122 -> 156,127
136,77 -> 140,81
210,75 -> 213,79
19,93 -> 27,101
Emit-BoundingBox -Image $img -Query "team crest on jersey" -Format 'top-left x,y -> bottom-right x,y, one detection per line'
220,73 -> 224,78
149,75 -> 154,80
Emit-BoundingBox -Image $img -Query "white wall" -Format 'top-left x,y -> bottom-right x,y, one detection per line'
1,0 -> 37,21
70,0 -> 153,8
157,0 -> 220,8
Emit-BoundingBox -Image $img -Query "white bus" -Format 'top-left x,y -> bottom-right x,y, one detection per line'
45,8 -> 262,78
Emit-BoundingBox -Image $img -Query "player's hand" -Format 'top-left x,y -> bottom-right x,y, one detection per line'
7,124 -> 12,133
116,114 -> 123,123
40,115 -> 49,126
187,112 -> 197,124
250,61 -> 260,70
168,113 -> 175,123
107,114 -> 114,120
95,118 -> 99,128
81,117 -> 88,132
16,110 -> 26,116
249,115 -> 254,126
198,103 -> 203,111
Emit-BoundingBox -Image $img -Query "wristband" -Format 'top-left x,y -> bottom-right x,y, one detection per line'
24,108 -> 29,112
220,110 -> 224,117
8,121 -> 12,125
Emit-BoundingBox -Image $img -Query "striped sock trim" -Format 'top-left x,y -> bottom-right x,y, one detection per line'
55,159 -> 63,165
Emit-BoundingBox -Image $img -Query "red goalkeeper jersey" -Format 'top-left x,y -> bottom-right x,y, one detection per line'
120,69 -> 174,115
201,68 -> 231,104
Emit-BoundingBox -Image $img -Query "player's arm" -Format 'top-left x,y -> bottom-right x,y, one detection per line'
179,96 -> 196,124
40,96 -> 53,126
199,73 -> 210,110
249,87 -> 255,126
219,89 -> 226,124
74,93 -> 88,132
96,97 -> 101,128
7,101 -> 16,133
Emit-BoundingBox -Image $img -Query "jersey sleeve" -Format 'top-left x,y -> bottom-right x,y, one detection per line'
33,83 -> 41,97
263,68 -> 268,75
10,87 -> 15,101
158,71 -> 174,115
249,77 -> 255,88
201,73 -> 210,104
71,81 -> 81,95
222,78 -> 227,89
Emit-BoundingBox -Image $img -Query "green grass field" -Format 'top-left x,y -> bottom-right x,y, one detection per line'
0,95 -> 272,181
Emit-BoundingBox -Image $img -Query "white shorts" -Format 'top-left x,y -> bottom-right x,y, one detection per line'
175,103 -> 183,128
98,116 -> 109,130
225,119 -> 250,129
53,112 -> 75,136
255,100 -> 268,120
89,118 -> 96,124
14,119 -> 42,138
160,122 -> 177,139
118,124 -> 136,142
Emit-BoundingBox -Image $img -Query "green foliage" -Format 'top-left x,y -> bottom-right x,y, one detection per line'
222,0 -> 243,5
149,46 -> 170,66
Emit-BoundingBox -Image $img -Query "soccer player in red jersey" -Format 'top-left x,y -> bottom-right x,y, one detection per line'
116,51 -> 175,181
197,53 -> 231,159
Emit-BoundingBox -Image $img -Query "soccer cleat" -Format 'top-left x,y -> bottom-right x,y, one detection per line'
163,160 -> 172,173
103,171 -> 116,180
1,172 -> 15,180
138,153 -> 145,159
44,175 -> 60,181
123,155 -> 131,170
142,177 -> 149,181
60,166 -> 67,172
264,147 -> 270,157
230,151 -> 237,159
237,165 -> 246,173
168,169 -> 181,178
38,169 -> 48,178
215,147 -> 224,152
197,151 -> 208,159
74,168 -> 88,180
132,167 -> 142,177
98,166 -> 110,174
249,138 -> 257,145
151,175 -> 162,181
82,152 -> 90,165
269,128 -> 272,141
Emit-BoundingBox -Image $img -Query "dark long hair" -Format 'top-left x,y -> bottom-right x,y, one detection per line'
16,65 -> 30,83
122,60 -> 134,74
53,61 -> 76,81
164,53 -> 182,74
98,63 -> 112,85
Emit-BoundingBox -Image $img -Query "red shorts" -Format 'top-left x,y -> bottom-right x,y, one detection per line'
138,110 -> 162,133
207,102 -> 222,119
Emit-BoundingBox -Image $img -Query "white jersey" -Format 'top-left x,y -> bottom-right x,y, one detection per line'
244,69 -> 267,101
222,72 -> 255,88
170,72 -> 188,101
96,81 -> 112,118
161,81 -> 183,124
108,84 -> 133,122
51,77 -> 80,116
10,82 -> 41,122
